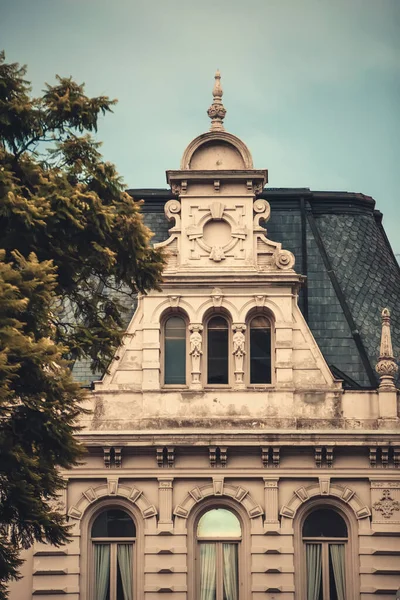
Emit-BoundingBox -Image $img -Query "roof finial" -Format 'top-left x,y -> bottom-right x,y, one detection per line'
376,308 -> 398,390
207,70 -> 226,132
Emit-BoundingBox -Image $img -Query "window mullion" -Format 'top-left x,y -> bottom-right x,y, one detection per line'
110,543 -> 117,600
322,543 -> 330,600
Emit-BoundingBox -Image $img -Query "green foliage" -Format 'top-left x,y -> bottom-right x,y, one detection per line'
0,51 -> 164,597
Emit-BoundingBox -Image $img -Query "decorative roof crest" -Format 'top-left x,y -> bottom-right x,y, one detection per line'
207,70 -> 226,132
376,308 -> 398,390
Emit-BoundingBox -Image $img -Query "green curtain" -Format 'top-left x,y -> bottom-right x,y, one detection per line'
117,544 -> 133,600
94,544 -> 110,600
200,544 -> 216,600
223,543 -> 238,600
306,543 -> 322,600
330,544 -> 346,600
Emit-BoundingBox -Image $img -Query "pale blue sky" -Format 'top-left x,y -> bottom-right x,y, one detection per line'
2,0 -> 400,252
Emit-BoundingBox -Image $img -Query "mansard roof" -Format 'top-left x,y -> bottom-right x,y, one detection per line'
72,186 -> 400,390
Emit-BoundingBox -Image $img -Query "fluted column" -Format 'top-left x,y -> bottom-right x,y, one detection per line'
158,478 -> 173,532
264,477 -> 279,531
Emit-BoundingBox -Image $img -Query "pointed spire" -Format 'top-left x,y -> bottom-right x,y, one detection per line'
207,70 -> 226,132
376,308 -> 398,390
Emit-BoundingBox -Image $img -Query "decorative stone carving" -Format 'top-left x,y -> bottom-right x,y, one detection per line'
253,199 -> 271,229
189,324 -> 203,387
168,295 -> 180,308
209,446 -> 217,468
261,447 -> 269,467
167,447 -> 175,468
275,250 -> 295,271
232,324 -> 246,386
272,447 -> 280,468
157,447 -> 164,468
207,70 -> 226,132
369,447 -> 377,467
103,447 -> 111,468
211,287 -> 223,307
373,489 -> 400,519
315,446 -> 322,468
165,199 -> 181,229
376,308 -> 398,390
220,447 -> 227,468
114,447 -> 122,468
209,245 -> 225,262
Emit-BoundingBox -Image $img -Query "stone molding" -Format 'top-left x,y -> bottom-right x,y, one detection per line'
173,481 -> 263,520
67,482 -> 158,525
280,482 -> 370,521
179,131 -> 254,170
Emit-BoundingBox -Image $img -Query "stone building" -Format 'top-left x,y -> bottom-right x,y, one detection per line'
9,73 -> 400,600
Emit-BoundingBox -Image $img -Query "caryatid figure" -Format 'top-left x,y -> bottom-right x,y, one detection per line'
189,324 -> 203,387
232,324 -> 246,386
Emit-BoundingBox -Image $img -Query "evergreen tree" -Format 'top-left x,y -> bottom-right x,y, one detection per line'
0,52 -> 164,597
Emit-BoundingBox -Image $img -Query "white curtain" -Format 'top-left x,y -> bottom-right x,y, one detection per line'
306,543 -> 322,600
330,544 -> 346,600
117,544 -> 133,600
95,544 -> 110,600
200,543 -> 216,600
223,543 -> 238,600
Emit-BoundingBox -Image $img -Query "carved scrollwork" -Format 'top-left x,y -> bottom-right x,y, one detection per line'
253,199 -> 271,229
165,199 -> 181,229
275,250 -> 295,271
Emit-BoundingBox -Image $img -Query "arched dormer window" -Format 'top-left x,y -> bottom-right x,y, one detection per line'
249,315 -> 271,384
207,316 -> 229,384
302,508 -> 348,600
164,315 -> 186,385
197,508 -> 241,600
91,508 -> 136,600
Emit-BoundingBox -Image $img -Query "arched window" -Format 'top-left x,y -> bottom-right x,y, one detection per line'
207,316 -> 229,384
164,316 -> 186,385
249,315 -> 271,384
196,508 -> 241,600
91,508 -> 136,600
302,508 -> 348,600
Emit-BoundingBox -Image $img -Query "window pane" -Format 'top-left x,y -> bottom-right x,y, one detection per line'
223,543 -> 238,600
303,509 -> 348,538
200,543 -> 216,600
92,510 -> 136,538
306,544 -> 322,600
208,317 -> 228,384
250,319 -> 271,384
165,316 -> 186,384
94,544 -> 110,600
197,509 -> 241,538
329,544 -> 346,600
117,544 -> 133,600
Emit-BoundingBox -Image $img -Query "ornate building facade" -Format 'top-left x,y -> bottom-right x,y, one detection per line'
9,73 -> 400,600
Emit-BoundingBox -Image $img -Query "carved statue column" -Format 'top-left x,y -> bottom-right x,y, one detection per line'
189,324 -> 203,389
264,478 -> 279,531
158,478 -> 173,532
376,308 -> 398,418
232,324 -> 246,388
